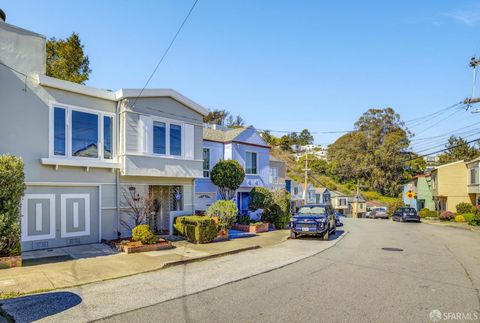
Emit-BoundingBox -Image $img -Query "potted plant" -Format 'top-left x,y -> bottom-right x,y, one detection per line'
232,214 -> 269,233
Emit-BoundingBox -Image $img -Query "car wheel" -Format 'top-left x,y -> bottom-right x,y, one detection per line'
290,231 -> 297,239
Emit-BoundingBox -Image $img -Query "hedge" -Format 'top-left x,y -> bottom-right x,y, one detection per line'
249,187 -> 273,211
173,216 -> 218,244
0,155 -> 26,257
262,189 -> 291,229
456,202 -> 475,215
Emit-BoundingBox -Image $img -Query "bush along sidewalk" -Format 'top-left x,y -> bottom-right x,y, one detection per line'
0,155 -> 26,269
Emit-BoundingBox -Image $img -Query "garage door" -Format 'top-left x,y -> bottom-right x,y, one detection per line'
21,186 -> 99,251
195,193 -> 216,211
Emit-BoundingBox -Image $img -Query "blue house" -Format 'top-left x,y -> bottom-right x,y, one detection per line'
195,125 -> 270,213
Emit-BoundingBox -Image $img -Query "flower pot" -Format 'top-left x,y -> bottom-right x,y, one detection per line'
0,255 -> 22,269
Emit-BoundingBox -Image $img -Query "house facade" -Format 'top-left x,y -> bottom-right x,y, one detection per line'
430,160 -> 470,213
269,156 -> 286,190
330,190 -> 349,214
194,125 -> 270,214
1,19 -> 207,251
466,157 -> 480,206
403,175 -> 434,211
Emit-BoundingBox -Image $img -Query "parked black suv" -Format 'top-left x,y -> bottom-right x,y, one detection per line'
392,207 -> 420,222
290,204 -> 336,240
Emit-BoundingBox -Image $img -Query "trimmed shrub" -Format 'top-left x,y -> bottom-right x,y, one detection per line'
173,216 -> 218,243
210,160 -> 245,200
439,211 -> 455,221
249,187 -> 273,211
131,224 -> 158,244
0,155 -> 26,257
464,213 -> 480,226
262,189 -> 291,229
456,202 -> 475,215
428,210 -> 439,218
206,200 -> 238,230
454,215 -> 466,223
418,208 -> 430,218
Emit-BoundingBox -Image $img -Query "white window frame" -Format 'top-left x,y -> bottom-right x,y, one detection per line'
151,116 -> 185,159
270,166 -> 278,184
203,147 -> 210,178
245,151 -> 258,175
49,102 -> 116,162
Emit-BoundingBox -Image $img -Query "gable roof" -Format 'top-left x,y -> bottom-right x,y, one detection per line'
432,160 -> 465,171
203,127 -> 248,142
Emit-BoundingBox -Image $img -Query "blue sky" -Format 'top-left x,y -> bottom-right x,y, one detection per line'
3,1 -> 480,148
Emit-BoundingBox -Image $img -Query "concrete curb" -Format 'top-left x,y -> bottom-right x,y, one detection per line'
422,220 -> 480,233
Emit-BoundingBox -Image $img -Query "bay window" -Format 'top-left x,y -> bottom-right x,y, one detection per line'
150,118 -> 183,157
245,151 -> 258,175
51,105 -> 115,161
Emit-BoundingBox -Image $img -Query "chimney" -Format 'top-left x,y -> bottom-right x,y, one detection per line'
0,9 -> 5,22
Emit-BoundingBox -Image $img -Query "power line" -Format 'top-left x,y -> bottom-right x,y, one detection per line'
130,0 -> 200,108
404,137 -> 480,162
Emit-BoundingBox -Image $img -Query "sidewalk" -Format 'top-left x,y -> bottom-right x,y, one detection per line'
422,219 -> 480,233
0,230 -> 290,297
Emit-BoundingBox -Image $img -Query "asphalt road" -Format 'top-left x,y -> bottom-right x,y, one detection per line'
100,218 -> 480,323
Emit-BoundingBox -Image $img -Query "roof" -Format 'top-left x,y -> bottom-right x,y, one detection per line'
314,187 -> 329,194
269,156 -> 285,163
466,156 -> 480,165
36,75 -> 208,116
432,160 -> 465,171
203,127 -> 248,143
329,190 -> 348,197
366,200 -> 386,208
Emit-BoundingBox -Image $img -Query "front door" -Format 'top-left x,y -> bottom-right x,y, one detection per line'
149,186 -> 183,233
237,192 -> 250,215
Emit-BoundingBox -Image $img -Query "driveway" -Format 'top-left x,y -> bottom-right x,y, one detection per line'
3,218 -> 480,322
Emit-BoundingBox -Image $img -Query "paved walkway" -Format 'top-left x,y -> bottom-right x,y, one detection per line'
0,230 -> 290,297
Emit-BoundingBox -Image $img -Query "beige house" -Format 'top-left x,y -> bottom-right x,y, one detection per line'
430,160 -> 470,212
466,157 -> 480,206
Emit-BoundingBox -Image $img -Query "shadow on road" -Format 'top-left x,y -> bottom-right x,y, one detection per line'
295,230 -> 345,241
1,291 -> 82,322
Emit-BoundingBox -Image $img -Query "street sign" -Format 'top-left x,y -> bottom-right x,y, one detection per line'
405,190 -> 416,199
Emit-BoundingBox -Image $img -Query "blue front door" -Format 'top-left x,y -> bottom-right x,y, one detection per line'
237,192 -> 250,214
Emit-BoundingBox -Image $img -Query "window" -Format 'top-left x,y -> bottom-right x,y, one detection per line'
294,187 -> 299,195
471,168 -> 478,185
104,116 -> 113,159
270,167 -> 278,184
339,198 -> 347,206
245,151 -> 257,175
203,148 -> 210,178
72,110 -> 98,158
153,122 -> 166,154
54,107 -> 66,156
51,105 -> 115,161
170,124 -> 182,156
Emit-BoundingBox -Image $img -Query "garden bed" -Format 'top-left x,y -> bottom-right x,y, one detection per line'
232,222 -> 269,233
0,255 -> 22,269
108,238 -> 173,254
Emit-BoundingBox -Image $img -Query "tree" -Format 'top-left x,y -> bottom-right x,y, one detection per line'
298,129 -> 314,146
46,33 -> 91,84
210,160 -> 245,200
260,130 -> 279,146
328,107 -> 412,196
203,109 -> 245,128
438,136 -> 480,164
279,135 -> 292,151
298,154 -> 329,175
120,188 -> 154,231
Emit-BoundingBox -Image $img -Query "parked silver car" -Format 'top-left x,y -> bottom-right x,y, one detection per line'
367,207 -> 389,219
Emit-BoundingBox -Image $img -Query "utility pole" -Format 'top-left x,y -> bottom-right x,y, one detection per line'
464,57 -> 480,105
302,154 -> 310,202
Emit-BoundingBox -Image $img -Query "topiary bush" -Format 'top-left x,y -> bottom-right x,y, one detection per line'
418,208 -> 430,218
439,211 -> 455,221
249,187 -> 273,211
173,216 -> 218,243
456,202 -> 475,215
206,200 -> 238,230
0,155 -> 26,257
210,160 -> 245,200
131,224 -> 158,244
454,215 -> 466,223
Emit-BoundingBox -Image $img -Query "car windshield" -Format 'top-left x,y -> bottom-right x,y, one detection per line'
375,207 -> 387,212
298,206 -> 326,215
401,208 -> 415,212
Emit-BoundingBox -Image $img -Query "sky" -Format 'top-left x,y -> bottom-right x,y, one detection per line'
3,0 -> 480,149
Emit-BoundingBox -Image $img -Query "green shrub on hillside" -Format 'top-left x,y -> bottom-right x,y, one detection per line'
456,202 -> 475,215
0,155 -> 26,257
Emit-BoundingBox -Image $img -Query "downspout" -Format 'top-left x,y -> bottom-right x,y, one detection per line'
116,100 -> 121,237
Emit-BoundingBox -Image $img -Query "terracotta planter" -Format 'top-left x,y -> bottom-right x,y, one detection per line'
232,222 -> 269,233
121,240 -> 173,254
214,229 -> 229,242
0,255 -> 22,269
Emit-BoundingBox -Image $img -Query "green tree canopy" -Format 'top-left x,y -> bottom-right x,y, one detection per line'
437,135 -> 480,164
328,107 -> 413,196
46,33 -> 91,84
203,109 -> 245,128
210,160 -> 245,200
298,129 -> 314,145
